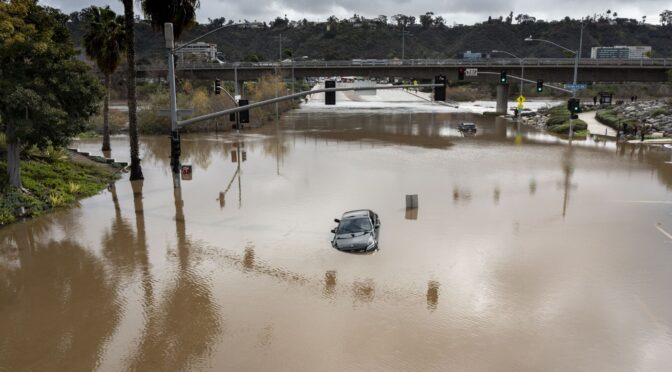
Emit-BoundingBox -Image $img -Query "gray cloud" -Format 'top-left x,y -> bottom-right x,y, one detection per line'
42,0 -> 668,25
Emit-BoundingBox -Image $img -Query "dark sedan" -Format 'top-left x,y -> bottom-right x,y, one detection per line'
331,210 -> 380,253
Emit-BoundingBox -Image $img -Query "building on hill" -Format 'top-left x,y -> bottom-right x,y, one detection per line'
590,46 -> 652,59
175,42 -> 218,63
463,51 -> 483,59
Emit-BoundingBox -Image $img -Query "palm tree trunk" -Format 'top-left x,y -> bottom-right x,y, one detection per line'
102,72 -> 112,152
6,119 -> 22,189
123,0 -> 143,180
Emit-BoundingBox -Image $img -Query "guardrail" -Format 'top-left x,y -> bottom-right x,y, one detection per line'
136,58 -> 671,71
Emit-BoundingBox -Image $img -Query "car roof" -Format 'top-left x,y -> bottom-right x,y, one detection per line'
342,210 -> 372,219
461,122 -> 475,126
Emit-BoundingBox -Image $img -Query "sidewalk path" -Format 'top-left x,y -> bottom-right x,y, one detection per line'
578,111 -> 617,137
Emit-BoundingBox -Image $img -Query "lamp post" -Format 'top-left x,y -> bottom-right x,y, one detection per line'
525,22 -> 586,140
401,25 -> 411,60
492,49 -> 525,98
165,21 -> 261,188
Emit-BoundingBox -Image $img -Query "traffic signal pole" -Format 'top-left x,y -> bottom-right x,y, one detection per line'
164,21 -> 263,188
179,83 -> 445,128
164,23 -> 181,188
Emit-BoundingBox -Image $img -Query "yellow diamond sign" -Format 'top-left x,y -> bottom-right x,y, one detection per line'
517,102 -> 524,109
517,95 -> 526,104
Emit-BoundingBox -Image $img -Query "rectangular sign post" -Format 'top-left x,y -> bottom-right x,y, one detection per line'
465,68 -> 478,77
180,165 -> 192,180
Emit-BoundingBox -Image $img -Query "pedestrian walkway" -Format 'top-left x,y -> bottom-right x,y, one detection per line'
578,111 -> 617,137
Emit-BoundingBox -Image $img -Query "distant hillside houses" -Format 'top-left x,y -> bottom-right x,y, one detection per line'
590,46 -> 652,59
175,42 -> 218,63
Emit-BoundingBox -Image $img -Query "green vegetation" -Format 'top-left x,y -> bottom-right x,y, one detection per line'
595,109 -> 638,129
0,150 -> 119,225
1,0 -> 104,188
64,11 -> 672,63
137,76 -> 297,134
546,105 -> 587,135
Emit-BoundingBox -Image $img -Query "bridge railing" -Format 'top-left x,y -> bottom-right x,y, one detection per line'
136,58 -> 671,71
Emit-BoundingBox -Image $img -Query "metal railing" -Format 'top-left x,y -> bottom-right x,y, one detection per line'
137,58 -> 671,71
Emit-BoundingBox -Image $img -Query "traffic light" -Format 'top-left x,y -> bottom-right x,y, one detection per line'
238,99 -> 249,123
457,67 -> 465,81
536,79 -> 544,93
499,71 -> 507,84
325,80 -> 336,105
434,75 -> 446,101
214,79 -> 221,95
567,98 -> 581,113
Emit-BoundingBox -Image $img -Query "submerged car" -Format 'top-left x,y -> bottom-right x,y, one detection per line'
331,210 -> 380,252
458,122 -> 477,133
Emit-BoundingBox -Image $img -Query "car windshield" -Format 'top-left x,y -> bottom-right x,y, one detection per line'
337,217 -> 372,233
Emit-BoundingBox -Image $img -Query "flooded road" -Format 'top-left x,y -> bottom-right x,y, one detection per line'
2,111 -> 672,371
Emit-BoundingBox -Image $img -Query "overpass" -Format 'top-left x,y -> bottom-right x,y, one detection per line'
137,58 -> 672,82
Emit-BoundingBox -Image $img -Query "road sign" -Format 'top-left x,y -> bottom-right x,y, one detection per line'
517,95 -> 526,104
517,102 -> 524,109
564,83 -> 587,91
465,68 -> 478,77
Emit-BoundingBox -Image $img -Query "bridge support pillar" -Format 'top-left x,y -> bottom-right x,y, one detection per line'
496,83 -> 509,115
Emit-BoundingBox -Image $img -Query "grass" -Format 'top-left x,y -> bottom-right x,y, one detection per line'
595,109 -> 638,130
0,151 -> 119,225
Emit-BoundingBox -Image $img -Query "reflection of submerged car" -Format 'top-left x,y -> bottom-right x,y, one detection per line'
331,210 -> 380,252
458,122 -> 477,133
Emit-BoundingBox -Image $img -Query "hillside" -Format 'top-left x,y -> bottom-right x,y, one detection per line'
66,14 -> 672,64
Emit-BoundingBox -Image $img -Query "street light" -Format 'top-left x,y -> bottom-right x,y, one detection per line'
401,25 -> 411,60
525,28 -> 585,139
165,21 -> 261,188
491,49 -> 525,98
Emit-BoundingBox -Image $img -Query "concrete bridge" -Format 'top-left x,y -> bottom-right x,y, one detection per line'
137,58 -> 672,83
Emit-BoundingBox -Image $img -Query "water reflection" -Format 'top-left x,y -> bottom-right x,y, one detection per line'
560,146 -> 577,218
127,181 -> 222,371
427,281 -> 440,311
352,279 -> 375,304
0,239 -> 121,371
323,270 -> 337,299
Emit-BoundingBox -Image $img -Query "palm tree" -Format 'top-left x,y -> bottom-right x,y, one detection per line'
121,0 -> 143,180
82,6 -> 125,152
141,0 -> 200,39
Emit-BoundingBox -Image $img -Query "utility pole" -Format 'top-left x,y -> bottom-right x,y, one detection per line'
165,21 -> 262,188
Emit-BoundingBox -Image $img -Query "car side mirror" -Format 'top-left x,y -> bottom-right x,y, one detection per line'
331,228 -> 336,233
375,222 -> 380,228
334,218 -> 340,223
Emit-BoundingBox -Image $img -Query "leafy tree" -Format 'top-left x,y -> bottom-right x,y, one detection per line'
420,12 -> 434,28
208,17 -> 225,27
661,10 -> 672,26
141,0 -> 200,39
515,14 -> 536,24
271,16 -> 288,28
0,0 -> 103,188
82,5 -> 126,152
121,0 -> 143,180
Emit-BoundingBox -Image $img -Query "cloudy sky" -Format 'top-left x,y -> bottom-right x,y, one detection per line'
43,0 -> 667,25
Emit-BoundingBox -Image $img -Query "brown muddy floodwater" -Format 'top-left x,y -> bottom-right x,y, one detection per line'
2,111 -> 672,371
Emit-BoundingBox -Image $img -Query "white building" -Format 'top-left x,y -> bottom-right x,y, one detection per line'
175,42 -> 218,62
590,46 -> 652,59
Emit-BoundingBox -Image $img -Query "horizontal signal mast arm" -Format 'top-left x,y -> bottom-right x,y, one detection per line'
178,84 -> 442,127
